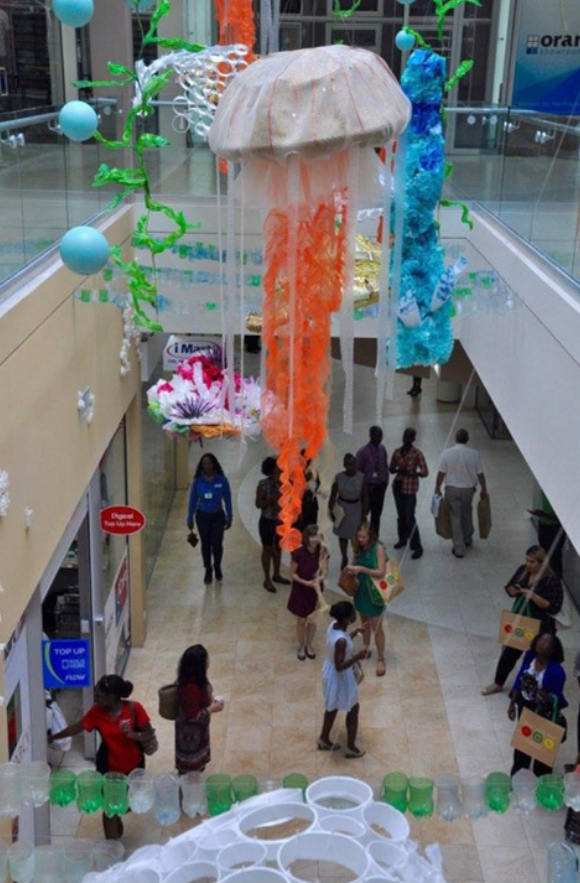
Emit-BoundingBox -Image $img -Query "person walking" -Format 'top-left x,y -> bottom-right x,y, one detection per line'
435,428 -> 487,558
356,426 -> 389,537
318,601 -> 368,758
174,644 -> 224,774
389,427 -> 428,559
255,456 -> 290,593
48,675 -> 155,840
328,453 -> 368,570
482,546 -> 563,696
187,453 -> 232,585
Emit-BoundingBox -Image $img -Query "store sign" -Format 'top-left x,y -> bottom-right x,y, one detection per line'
512,0 -> 580,115
42,639 -> 91,689
100,505 -> 146,535
163,335 -> 222,371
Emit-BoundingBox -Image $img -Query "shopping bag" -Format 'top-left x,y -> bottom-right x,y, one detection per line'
46,695 -> 72,752
478,495 -> 492,539
338,568 -> 358,597
435,497 -> 452,539
370,557 -> 405,604
498,596 -> 541,651
510,700 -> 566,767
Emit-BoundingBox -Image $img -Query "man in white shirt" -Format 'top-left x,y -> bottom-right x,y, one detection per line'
435,428 -> 487,558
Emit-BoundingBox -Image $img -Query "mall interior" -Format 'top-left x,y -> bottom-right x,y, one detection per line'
1,0 -> 580,881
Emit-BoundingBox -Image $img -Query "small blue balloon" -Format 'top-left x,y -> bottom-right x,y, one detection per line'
395,30 -> 416,51
53,0 -> 94,27
61,227 -> 110,276
123,0 -> 157,10
59,101 -> 98,142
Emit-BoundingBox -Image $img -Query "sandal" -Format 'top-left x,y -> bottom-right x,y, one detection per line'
317,739 -> 341,751
306,649 -> 317,660
263,581 -> 277,593
297,650 -> 306,661
345,746 -> 366,759
376,659 -> 386,677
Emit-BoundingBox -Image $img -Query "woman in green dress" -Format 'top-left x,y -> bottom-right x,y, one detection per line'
347,522 -> 387,676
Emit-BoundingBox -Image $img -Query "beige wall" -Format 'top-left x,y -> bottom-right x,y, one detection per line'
0,209 -> 142,648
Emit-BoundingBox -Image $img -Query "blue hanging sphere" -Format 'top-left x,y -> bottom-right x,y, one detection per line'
53,0 -> 94,27
123,0 -> 157,10
395,30 -> 416,51
59,101 -> 98,142
60,227 -> 110,276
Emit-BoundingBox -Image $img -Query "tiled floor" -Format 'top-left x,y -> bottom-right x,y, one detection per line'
53,358 -> 580,883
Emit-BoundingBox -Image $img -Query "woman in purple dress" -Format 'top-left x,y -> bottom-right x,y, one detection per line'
287,525 -> 325,661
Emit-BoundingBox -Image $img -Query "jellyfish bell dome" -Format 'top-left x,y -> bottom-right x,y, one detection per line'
209,43 -> 411,162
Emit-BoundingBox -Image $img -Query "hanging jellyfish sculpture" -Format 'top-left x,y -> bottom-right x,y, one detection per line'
396,49 -> 458,368
210,45 -> 410,550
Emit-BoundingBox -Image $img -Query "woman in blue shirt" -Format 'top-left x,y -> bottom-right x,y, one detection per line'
508,632 -> 567,777
187,454 -> 233,585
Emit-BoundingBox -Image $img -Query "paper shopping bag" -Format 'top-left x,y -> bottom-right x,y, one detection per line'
435,497 -> 452,539
478,495 -> 492,539
371,557 -> 405,604
498,609 -> 541,651
510,706 -> 565,767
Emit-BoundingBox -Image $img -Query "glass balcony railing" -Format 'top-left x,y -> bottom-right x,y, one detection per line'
0,100 -> 117,288
1,100 -> 579,296
445,106 -> 580,284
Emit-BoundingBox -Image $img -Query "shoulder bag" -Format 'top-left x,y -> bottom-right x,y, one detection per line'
510,693 -> 566,767
158,683 -> 179,721
498,594 -> 541,651
370,556 -> 405,604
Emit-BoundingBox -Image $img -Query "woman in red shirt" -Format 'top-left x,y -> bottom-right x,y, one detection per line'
175,644 -> 224,774
48,674 -> 154,839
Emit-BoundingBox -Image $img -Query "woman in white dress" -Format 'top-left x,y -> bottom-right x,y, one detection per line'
317,601 -> 368,758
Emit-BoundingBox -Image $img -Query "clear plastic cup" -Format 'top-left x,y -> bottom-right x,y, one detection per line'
0,763 -> 22,818
461,777 -> 487,819
180,771 -> 206,818
7,841 -> 35,883
64,840 -> 94,883
92,840 -> 125,872
20,761 -> 51,808
153,773 -> 181,826
128,769 -> 155,814
33,845 -> 64,883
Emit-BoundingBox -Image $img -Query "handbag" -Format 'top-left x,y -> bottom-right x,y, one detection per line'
498,595 -> 541,651
338,567 -> 358,597
130,702 -> 159,756
158,683 -> 179,721
352,660 -> 365,685
370,557 -> 405,604
510,694 -> 566,767
331,503 -> 346,531
434,496 -> 452,539
477,495 -> 492,539
187,530 -> 199,548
